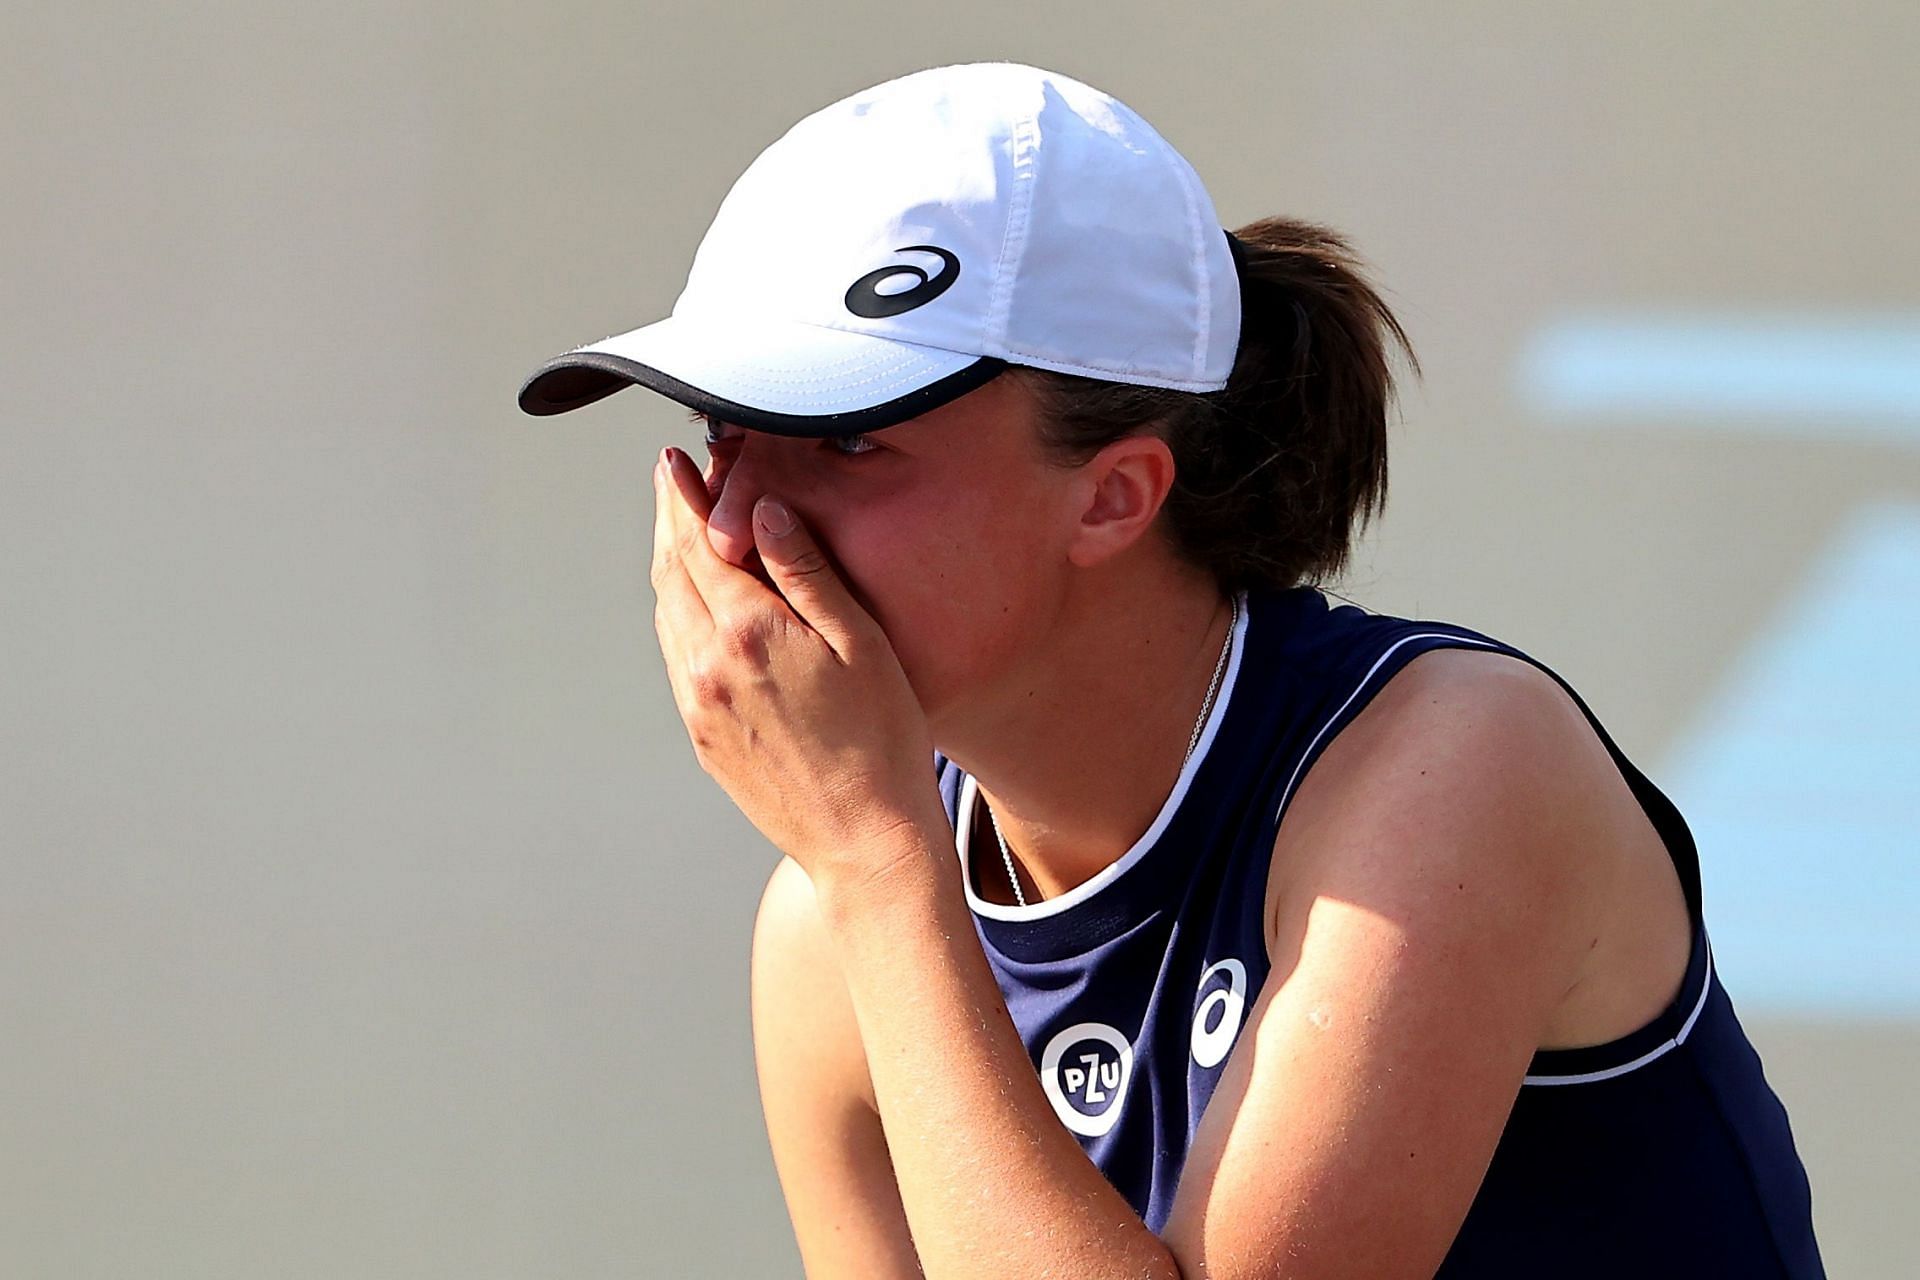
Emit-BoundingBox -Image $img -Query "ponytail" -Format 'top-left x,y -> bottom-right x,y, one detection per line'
1014,215 -> 1417,594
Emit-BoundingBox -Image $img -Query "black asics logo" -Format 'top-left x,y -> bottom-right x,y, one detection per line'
844,245 -> 960,319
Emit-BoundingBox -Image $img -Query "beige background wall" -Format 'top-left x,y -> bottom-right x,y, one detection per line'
6,3 -> 1915,1275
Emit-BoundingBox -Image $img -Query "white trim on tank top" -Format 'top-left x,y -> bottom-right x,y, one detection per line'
1522,936 -> 1716,1085
958,609 -> 1714,1085
956,591 -> 1252,922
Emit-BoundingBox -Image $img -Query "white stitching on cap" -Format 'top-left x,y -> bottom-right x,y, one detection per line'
710,357 -> 965,396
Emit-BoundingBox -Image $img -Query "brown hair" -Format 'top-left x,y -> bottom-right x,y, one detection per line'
1013,215 -> 1417,594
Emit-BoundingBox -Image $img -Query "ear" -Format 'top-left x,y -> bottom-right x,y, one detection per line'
1064,433 -> 1178,569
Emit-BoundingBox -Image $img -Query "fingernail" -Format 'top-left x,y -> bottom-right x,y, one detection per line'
756,497 -> 795,538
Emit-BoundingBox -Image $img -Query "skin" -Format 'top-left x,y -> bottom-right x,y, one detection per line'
690,375 -> 1239,903
651,375 -> 1694,1278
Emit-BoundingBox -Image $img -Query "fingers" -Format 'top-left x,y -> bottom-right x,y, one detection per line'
659,447 -> 768,614
651,448 -> 712,642
662,445 -> 715,522
751,494 -> 873,664
653,446 -> 802,665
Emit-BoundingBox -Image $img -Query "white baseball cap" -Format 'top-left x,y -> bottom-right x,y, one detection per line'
518,62 -> 1241,434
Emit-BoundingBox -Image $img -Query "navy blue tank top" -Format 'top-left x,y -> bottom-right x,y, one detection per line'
934,586 -> 1823,1277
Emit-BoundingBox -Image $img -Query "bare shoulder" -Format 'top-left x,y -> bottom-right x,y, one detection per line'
1279,644 -> 1616,843
1336,644 -> 1596,763
1265,646 -> 1625,998
1264,644 -> 1689,1038
1163,649 -> 1637,1272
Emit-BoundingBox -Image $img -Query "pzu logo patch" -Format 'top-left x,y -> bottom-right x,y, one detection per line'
1039,1022 -> 1134,1137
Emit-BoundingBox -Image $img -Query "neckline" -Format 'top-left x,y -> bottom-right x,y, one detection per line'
956,590 -> 1251,923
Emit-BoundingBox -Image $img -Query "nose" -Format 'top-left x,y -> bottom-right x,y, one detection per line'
702,442 -> 776,573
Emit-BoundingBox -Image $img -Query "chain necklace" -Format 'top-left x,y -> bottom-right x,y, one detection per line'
985,594 -> 1239,908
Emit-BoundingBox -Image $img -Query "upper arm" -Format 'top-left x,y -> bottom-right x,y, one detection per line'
752,856 -> 923,1278
1161,651 -> 1615,1278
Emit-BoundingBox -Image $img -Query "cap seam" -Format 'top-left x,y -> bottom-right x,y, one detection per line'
1166,134 -> 1212,382
984,100 -> 1041,360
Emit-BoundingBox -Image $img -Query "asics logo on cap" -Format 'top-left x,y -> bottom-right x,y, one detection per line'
844,245 -> 960,319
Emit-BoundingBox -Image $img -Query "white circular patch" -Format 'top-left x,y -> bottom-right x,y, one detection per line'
1038,1021 -> 1134,1138
1190,958 -> 1249,1069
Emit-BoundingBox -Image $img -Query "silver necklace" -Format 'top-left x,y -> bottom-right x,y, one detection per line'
986,594 -> 1239,908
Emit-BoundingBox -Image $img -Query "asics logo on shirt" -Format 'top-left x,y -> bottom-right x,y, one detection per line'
844,245 -> 960,318
1190,958 -> 1249,1068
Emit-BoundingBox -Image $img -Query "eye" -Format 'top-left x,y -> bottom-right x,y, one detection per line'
827,432 -> 880,457
694,412 -> 740,450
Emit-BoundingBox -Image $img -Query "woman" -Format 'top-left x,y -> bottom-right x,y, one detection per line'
521,63 -> 1822,1278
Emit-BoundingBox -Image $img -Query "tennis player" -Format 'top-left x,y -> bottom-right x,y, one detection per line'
520,62 -> 1823,1279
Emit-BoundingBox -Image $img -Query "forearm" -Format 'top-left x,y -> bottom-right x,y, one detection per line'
813,827 -> 1181,1280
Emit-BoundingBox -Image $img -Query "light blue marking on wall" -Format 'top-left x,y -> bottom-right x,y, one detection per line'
1662,503 -> 1920,1016
1521,314 -> 1920,446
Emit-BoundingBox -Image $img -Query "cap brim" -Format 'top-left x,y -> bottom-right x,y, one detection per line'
517,313 -> 1006,436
